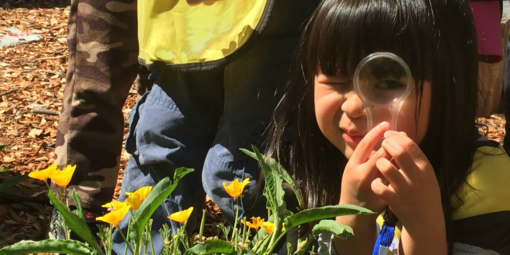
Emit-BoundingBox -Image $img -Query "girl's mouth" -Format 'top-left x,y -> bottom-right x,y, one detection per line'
342,132 -> 364,145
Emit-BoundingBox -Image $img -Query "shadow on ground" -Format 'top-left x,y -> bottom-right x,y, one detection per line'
1,0 -> 69,9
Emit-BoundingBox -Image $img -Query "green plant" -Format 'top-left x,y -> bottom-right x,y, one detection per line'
0,146 -> 373,255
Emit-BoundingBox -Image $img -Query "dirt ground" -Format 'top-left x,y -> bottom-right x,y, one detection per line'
0,0 -> 507,250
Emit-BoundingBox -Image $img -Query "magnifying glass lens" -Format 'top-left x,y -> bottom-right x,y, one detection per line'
354,53 -> 413,131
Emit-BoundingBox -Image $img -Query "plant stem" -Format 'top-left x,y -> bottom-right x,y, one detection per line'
107,225 -> 113,255
172,233 -> 179,255
198,209 -> 206,243
59,187 -> 71,241
147,222 -> 155,255
232,199 -> 240,251
241,217 -> 247,249
268,228 -> 288,253
117,224 -> 135,255
182,221 -> 188,250
267,216 -> 279,253
127,210 -> 142,255
123,212 -> 133,255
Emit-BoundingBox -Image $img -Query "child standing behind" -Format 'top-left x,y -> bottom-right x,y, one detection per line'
266,0 -> 510,254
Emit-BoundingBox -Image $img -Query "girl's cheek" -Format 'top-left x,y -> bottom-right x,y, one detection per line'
396,101 -> 418,140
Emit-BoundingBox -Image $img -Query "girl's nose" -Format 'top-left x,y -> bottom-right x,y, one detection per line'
341,92 -> 366,119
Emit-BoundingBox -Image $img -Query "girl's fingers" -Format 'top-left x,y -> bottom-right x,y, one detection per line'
371,178 -> 397,204
392,133 -> 430,169
381,133 -> 423,180
375,157 -> 406,192
350,121 -> 390,165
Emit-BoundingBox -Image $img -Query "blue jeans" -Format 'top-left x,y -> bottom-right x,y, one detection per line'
111,0 -> 320,253
112,22 -> 306,255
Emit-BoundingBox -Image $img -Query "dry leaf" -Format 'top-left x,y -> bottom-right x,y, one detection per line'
28,128 -> 42,138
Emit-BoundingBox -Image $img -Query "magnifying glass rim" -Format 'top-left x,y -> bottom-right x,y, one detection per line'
353,52 -> 413,109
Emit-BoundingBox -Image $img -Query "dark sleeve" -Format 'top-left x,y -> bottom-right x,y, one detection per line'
453,211 -> 510,255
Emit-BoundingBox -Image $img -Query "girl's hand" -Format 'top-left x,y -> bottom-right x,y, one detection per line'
334,122 -> 391,255
340,122 -> 390,213
372,131 -> 446,254
372,131 -> 442,224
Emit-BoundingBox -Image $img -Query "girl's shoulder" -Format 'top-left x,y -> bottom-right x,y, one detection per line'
451,143 -> 510,220
450,143 -> 510,255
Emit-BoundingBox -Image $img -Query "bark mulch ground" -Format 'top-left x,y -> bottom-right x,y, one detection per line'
0,0 -> 506,251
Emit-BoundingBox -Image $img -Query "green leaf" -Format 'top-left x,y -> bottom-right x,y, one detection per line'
248,146 -> 286,215
174,167 -> 194,180
241,250 -> 260,255
0,144 -> 8,150
183,239 -> 233,255
128,168 -> 193,241
71,188 -> 84,220
48,190 -> 104,255
284,204 -> 374,229
0,239 -> 92,255
243,147 -> 302,209
243,146 -> 288,253
0,175 -> 29,193
0,168 -> 12,173
311,219 -> 353,240
266,157 -> 302,209
252,231 -> 272,254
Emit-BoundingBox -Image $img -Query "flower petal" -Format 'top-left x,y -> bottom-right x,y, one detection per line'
168,207 -> 194,223
50,165 -> 76,187
28,164 -> 57,181
223,178 -> 250,198
134,186 -> 152,202
124,192 -> 141,210
102,201 -> 127,211
261,221 -> 274,234
96,204 -> 130,226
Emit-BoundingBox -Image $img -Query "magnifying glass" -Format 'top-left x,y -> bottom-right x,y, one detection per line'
353,52 -> 413,132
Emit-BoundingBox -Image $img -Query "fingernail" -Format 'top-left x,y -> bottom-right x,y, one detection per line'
379,121 -> 389,129
384,131 -> 392,138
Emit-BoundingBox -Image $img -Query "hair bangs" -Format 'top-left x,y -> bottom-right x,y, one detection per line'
306,0 -> 435,83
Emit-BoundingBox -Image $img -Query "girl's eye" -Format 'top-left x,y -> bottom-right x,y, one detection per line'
369,80 -> 406,104
374,80 -> 405,90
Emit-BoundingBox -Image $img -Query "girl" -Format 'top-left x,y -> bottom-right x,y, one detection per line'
265,0 -> 510,254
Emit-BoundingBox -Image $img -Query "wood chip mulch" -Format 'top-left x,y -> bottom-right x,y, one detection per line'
0,0 -> 224,249
0,0 -> 506,251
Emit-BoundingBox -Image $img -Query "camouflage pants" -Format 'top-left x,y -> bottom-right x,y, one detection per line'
53,0 -> 139,212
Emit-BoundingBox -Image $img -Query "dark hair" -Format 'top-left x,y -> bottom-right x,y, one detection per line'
265,0 -> 478,250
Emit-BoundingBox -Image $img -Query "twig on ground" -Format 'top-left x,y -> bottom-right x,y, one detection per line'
32,56 -> 66,61
37,69 -> 62,75
0,88 -> 18,97
31,109 -> 60,116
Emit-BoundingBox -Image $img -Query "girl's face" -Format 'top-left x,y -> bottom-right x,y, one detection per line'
314,72 -> 432,159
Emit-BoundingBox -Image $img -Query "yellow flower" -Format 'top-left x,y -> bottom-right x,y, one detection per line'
124,192 -> 141,210
50,165 -> 76,187
133,186 -> 152,201
223,178 -> 250,198
241,217 -> 264,230
168,207 -> 194,223
102,201 -> 128,211
124,186 -> 152,210
96,204 -> 130,226
261,221 -> 274,234
28,164 -> 57,181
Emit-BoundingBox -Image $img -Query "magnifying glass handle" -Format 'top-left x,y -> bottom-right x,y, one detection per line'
366,106 -> 399,131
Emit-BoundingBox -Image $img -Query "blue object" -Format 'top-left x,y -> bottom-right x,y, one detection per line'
372,223 -> 395,255
372,209 -> 398,255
